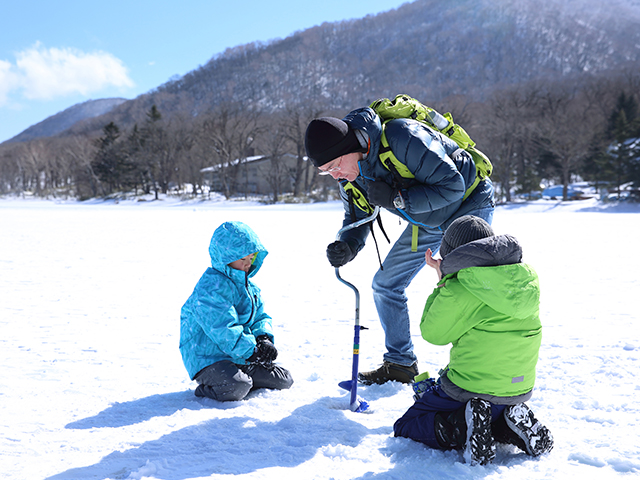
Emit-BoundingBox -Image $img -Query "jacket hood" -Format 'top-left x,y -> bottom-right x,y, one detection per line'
208,221 -> 267,279
441,234 -> 522,276
343,107 -> 382,165
441,235 -> 539,318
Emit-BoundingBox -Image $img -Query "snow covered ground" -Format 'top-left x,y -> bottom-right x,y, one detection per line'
1,196 -> 639,480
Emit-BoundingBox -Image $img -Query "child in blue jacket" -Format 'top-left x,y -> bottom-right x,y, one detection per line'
179,221 -> 293,401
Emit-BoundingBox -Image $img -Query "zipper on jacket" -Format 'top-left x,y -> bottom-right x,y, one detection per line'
245,272 -> 256,321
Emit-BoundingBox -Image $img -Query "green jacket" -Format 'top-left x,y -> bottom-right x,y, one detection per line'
420,234 -> 541,398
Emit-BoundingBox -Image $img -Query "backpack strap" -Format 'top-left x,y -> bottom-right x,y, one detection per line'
345,187 -> 357,223
340,180 -> 390,270
342,180 -> 374,215
451,147 -> 466,158
379,124 -> 415,186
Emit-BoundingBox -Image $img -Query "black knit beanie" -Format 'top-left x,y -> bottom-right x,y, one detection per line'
304,117 -> 363,167
439,215 -> 494,258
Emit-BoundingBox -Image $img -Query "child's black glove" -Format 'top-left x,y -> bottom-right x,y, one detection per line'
256,335 -> 278,363
326,241 -> 356,267
248,335 -> 278,365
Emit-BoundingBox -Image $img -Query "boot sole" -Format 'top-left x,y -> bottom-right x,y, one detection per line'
504,404 -> 554,456
464,399 -> 496,466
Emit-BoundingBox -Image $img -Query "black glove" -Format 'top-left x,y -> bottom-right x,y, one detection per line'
247,335 -> 278,365
367,181 -> 396,209
256,335 -> 278,363
326,241 -> 356,267
247,349 -> 260,364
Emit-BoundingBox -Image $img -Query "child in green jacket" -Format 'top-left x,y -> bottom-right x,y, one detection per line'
393,215 -> 553,465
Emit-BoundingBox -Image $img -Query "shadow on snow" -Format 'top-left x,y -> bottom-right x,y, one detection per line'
48,395 -> 389,480
64,390 -> 237,430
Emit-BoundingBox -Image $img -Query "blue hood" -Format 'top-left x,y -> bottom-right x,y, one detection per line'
209,221 -> 268,280
343,107 -> 383,165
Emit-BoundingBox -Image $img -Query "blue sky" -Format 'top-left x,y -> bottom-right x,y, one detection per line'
0,0 -> 411,143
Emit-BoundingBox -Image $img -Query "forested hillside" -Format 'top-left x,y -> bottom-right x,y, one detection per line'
1,0 -> 639,202
61,0 -> 640,135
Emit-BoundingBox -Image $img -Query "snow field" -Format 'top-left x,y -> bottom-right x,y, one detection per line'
1,197 -> 639,479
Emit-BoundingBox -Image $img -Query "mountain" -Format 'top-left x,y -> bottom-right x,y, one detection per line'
3,98 -> 127,144
155,0 -> 640,110
10,0 -> 640,140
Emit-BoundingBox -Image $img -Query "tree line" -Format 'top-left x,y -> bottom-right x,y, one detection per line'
0,69 -> 639,202
477,71 -> 640,201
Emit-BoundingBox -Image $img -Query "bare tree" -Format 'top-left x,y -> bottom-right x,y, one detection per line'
484,85 -> 540,201
62,135 -> 99,199
534,85 -> 602,200
182,120 -> 219,198
259,123 -> 290,203
17,140 -> 50,195
280,104 -> 325,196
197,103 -> 264,199
0,143 -> 23,194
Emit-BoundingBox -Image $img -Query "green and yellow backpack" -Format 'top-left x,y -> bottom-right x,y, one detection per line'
370,93 -> 492,202
341,94 -> 494,254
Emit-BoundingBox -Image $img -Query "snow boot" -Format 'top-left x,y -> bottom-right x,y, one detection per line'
194,384 -> 218,400
358,361 -> 418,385
495,403 -> 554,456
434,407 -> 467,449
464,398 -> 496,466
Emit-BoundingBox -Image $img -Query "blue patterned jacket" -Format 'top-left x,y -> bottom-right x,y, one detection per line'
179,221 -> 272,379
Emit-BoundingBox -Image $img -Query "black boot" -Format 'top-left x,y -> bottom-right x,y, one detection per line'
434,407 -> 467,449
464,398 -> 496,466
358,361 -> 418,385
494,403 -> 553,456
194,384 -> 218,400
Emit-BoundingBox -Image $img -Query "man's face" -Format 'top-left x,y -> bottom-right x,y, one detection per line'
318,152 -> 362,181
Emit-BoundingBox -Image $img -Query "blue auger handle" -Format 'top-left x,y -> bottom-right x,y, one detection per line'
334,207 -> 379,413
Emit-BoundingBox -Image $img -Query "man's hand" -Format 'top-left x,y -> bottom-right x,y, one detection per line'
367,181 -> 396,209
326,241 -> 356,267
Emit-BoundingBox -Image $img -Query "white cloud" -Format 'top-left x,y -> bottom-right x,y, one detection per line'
0,43 -> 135,105
0,59 -> 20,105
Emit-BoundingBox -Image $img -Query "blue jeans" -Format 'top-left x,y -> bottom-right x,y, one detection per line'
372,203 -> 494,366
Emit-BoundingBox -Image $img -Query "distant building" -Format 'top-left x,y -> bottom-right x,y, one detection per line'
200,153 -> 305,196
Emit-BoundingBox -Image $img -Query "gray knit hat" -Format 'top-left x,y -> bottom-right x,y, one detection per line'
439,215 -> 494,258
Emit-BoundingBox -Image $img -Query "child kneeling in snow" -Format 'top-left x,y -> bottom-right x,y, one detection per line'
393,215 -> 553,465
179,221 -> 293,402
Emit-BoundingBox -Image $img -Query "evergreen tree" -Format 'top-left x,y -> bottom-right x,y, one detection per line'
91,122 -> 126,195
607,93 -> 638,139
606,97 -> 640,195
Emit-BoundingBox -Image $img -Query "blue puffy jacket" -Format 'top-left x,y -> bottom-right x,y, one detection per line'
179,221 -> 273,380
339,107 -> 493,252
